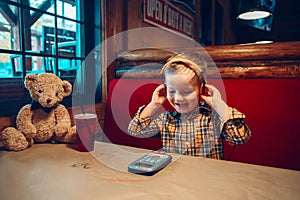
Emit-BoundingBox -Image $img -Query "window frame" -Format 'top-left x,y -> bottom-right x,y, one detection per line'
0,0 -> 101,116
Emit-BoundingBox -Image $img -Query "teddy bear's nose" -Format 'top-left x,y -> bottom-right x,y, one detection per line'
46,99 -> 52,104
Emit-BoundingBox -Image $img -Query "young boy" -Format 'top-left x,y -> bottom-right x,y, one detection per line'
127,52 -> 251,159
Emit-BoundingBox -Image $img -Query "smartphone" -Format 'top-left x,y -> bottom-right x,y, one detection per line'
128,151 -> 172,175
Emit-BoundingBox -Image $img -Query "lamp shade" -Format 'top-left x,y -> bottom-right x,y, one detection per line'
237,0 -> 276,20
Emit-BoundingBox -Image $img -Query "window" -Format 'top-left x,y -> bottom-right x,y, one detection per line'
0,0 -> 83,78
0,0 -> 100,116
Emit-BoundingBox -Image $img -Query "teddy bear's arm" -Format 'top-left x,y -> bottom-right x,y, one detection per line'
53,104 -> 72,137
16,105 -> 37,139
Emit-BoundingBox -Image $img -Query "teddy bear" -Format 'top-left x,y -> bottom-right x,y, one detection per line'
1,73 -> 77,151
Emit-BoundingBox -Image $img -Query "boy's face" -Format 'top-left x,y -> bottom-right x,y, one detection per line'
165,73 -> 200,114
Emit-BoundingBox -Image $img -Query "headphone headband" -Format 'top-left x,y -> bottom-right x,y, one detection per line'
160,54 -> 206,83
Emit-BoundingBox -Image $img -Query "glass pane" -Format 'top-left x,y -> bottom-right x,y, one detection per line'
23,55 -> 55,75
0,53 -> 21,78
42,56 -> 53,72
57,18 -> 79,57
0,53 -> 56,77
29,55 -> 45,74
29,0 -> 54,13
0,4 -> 21,51
24,9 -> 55,54
57,0 -> 78,20
58,58 -> 80,77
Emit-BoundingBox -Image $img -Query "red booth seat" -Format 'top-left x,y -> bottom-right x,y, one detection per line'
104,78 -> 300,170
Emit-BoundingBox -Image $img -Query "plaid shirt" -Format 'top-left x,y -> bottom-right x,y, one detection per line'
128,102 -> 251,159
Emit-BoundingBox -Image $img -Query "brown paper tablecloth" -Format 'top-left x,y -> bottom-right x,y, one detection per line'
0,142 -> 299,200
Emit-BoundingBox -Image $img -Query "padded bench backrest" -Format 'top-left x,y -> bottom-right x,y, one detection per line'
104,78 -> 300,170
104,79 -> 167,150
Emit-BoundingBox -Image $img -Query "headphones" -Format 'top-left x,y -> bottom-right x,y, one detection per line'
160,54 -> 207,95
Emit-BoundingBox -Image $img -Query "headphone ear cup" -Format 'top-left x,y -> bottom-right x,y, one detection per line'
201,81 -> 206,95
163,83 -> 167,89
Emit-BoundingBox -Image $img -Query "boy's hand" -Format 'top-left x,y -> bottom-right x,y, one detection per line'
139,84 -> 166,119
150,84 -> 167,106
201,84 -> 230,121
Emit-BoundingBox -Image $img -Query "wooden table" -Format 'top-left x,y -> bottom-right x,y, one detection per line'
0,142 -> 299,200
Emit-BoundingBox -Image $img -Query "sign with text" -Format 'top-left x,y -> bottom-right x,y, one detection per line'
143,0 -> 194,38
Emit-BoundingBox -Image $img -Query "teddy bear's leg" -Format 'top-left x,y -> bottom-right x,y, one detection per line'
34,130 -> 54,143
59,126 -> 77,144
2,127 -> 30,151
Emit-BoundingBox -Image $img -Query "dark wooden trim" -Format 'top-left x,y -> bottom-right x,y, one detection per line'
105,0 -> 126,83
114,42 -> 300,79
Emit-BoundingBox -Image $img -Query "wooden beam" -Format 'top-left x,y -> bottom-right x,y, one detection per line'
62,0 -> 76,6
114,42 -> 300,79
30,0 -> 54,26
0,3 -> 17,26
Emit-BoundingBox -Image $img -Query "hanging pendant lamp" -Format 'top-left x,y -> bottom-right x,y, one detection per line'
237,0 -> 276,20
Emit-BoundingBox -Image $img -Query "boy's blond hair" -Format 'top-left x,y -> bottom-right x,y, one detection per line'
160,52 -> 207,85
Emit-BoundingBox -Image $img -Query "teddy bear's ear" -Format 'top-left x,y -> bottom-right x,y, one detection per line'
62,80 -> 72,96
24,74 -> 37,90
